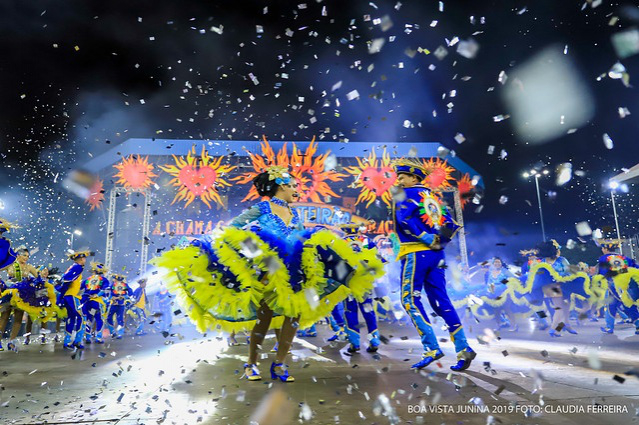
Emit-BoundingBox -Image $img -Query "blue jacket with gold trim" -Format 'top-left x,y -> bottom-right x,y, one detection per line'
393,185 -> 459,258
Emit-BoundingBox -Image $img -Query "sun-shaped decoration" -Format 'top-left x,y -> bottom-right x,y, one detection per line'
234,136 -> 346,203
418,190 -> 447,228
160,146 -> 236,208
456,173 -> 474,209
86,178 -> 105,211
344,148 -> 397,207
113,155 -> 158,190
422,158 -> 455,190
606,255 -> 629,274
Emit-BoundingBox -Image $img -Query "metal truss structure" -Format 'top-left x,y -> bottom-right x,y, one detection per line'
105,187 -> 152,276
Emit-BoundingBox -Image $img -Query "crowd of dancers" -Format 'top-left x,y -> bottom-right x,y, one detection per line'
455,238 -> 639,337
1,157 -> 638,385
0,225 -> 174,351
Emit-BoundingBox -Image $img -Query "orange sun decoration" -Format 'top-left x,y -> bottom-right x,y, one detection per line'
456,173 -> 474,209
160,146 -> 236,208
113,155 -> 157,190
422,158 -> 455,190
233,136 -> 346,203
86,178 -> 105,211
344,148 -> 397,207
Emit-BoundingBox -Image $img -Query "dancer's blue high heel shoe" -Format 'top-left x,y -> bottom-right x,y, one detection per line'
270,362 -> 295,382
549,329 -> 561,337
243,363 -> 262,381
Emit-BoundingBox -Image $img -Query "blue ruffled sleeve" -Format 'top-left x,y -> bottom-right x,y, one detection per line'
553,257 -> 570,276
230,204 -> 263,228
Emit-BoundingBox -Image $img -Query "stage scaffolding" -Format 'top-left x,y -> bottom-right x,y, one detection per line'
104,187 -> 152,276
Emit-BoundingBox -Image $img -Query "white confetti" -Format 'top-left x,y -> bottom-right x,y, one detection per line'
618,107 -> 631,118
555,163 -> 573,186
603,133 -> 614,149
498,70 -> 508,84
456,39 -> 480,59
434,46 -> 448,60
346,90 -> 360,100
575,221 -> 592,236
369,38 -> 385,54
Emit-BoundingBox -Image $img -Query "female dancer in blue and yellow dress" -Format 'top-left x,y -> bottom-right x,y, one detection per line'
151,166 -> 383,383
480,257 -> 516,328
532,241 -> 578,337
507,241 -> 593,336
0,268 -> 61,349
595,239 -> 639,334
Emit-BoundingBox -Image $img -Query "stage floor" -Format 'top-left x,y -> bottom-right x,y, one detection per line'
0,319 -> 637,425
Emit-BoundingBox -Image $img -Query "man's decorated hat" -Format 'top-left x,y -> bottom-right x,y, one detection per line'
391,158 -> 428,180
68,250 -> 92,260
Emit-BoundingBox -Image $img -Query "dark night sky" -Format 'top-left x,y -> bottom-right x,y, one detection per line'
1,0 -> 639,265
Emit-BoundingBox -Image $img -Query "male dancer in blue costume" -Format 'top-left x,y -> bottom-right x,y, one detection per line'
597,239 -> 639,335
130,278 -> 148,336
106,274 -> 132,339
81,262 -> 110,344
154,284 -> 172,333
57,250 -> 90,349
341,225 -> 381,353
392,158 -> 476,371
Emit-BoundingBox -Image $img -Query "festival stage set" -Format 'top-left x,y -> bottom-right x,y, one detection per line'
79,138 -> 483,277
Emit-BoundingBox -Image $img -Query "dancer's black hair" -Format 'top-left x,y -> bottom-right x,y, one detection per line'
252,171 -> 279,198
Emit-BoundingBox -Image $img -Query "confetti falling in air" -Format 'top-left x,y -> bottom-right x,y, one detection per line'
0,2 -> 638,423
603,133 -> 614,150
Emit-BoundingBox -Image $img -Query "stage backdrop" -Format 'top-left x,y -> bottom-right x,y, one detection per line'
77,137 -> 482,274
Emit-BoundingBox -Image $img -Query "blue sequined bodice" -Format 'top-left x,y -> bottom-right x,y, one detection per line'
254,201 -> 302,238
543,256 -> 570,277
485,269 -> 511,286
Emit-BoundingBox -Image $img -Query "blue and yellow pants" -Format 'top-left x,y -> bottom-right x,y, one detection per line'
107,304 -> 126,337
344,296 -> 378,347
400,250 -> 469,353
605,289 -> 639,331
82,298 -> 106,339
63,295 -> 85,345
129,306 -> 146,334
